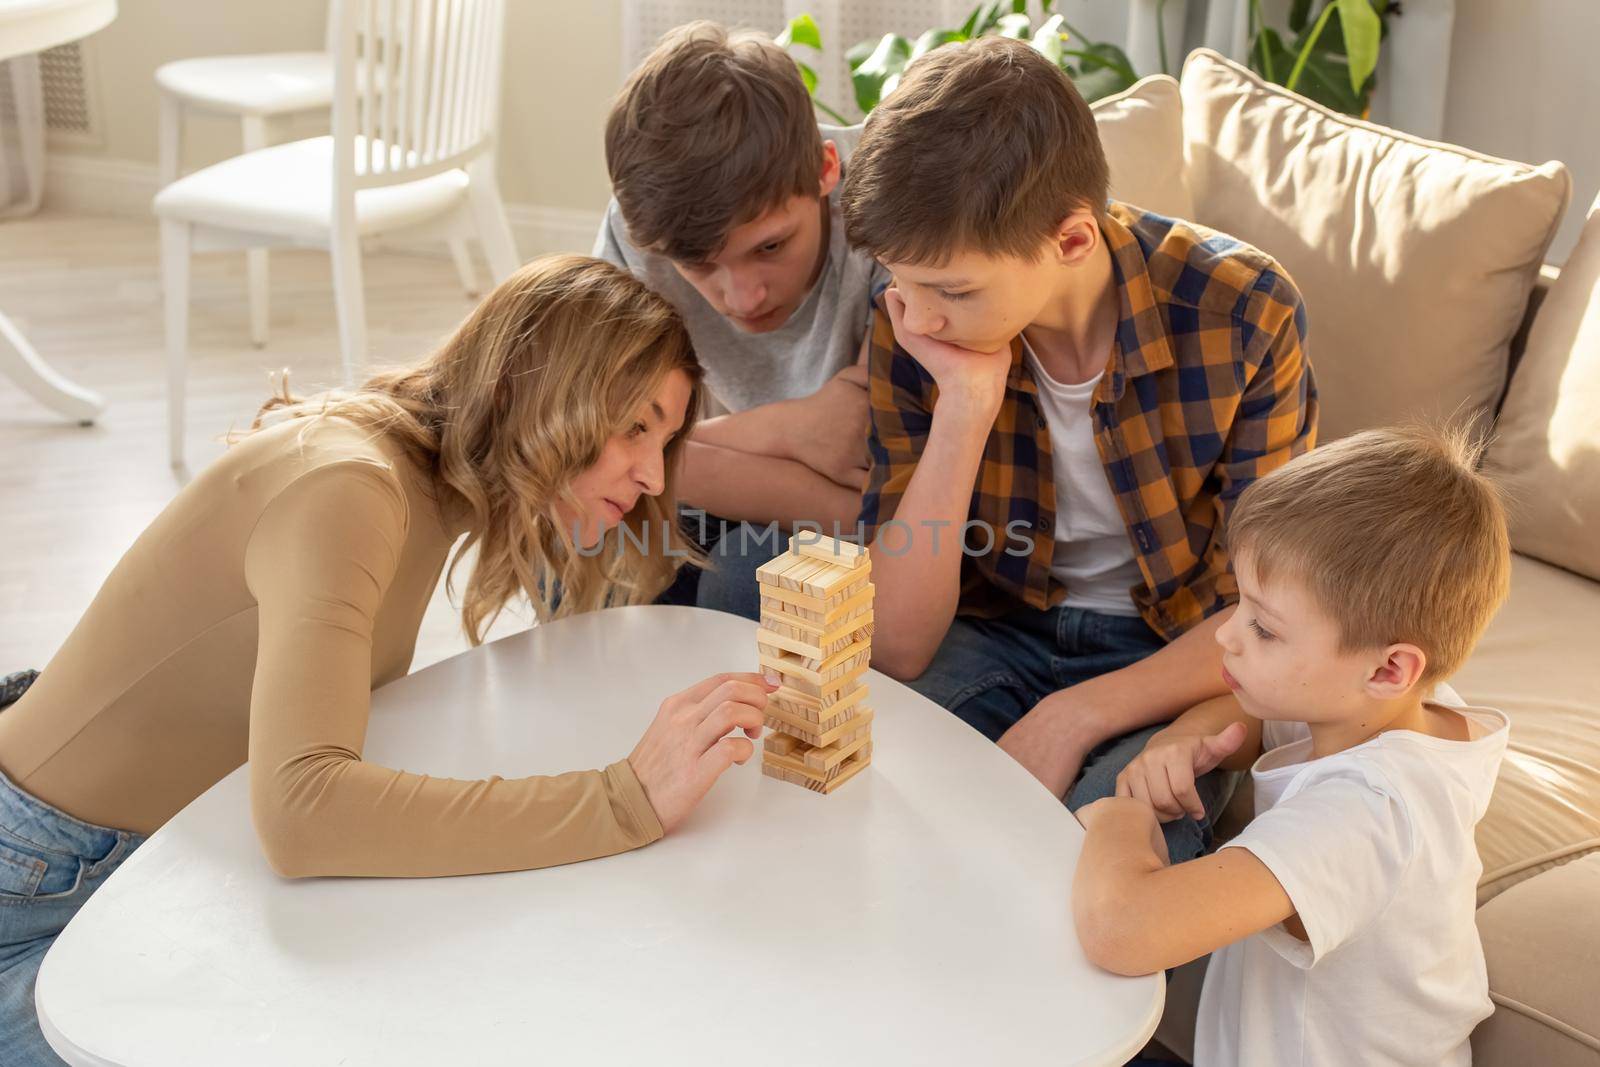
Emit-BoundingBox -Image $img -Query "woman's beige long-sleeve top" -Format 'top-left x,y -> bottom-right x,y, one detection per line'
0,416 -> 663,877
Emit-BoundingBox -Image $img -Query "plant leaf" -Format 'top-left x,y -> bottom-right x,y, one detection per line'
775,13 -> 823,51
1030,13 -> 1068,66
1288,0 -> 1313,33
1294,46 -> 1365,113
1071,65 -> 1130,102
911,28 -> 965,61
1066,42 -> 1138,85
1334,0 -> 1381,93
795,60 -> 818,96
996,12 -> 1032,39
961,1 -> 1005,39
846,38 -> 875,72
851,33 -> 913,114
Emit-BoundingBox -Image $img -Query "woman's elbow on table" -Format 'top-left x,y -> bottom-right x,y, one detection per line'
248,755 -> 349,879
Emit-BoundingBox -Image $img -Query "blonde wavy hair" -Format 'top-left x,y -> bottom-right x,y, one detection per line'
243,254 -> 704,643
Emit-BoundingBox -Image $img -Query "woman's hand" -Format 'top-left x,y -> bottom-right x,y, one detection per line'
628,671 -> 778,833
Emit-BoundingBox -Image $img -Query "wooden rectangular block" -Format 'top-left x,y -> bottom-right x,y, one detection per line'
761,746 -> 872,794
758,640 -> 870,688
769,659 -> 870,702
756,625 -> 874,668
759,584 -> 874,632
758,611 -> 872,659
765,705 -> 873,748
769,682 -> 867,720
762,740 -> 873,785
761,718 -> 870,766
763,732 -> 804,758
759,602 -> 874,647
802,731 -> 872,773
793,537 -> 867,569
756,551 -> 865,599
757,577 -> 871,616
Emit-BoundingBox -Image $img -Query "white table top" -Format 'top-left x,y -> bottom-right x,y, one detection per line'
36,605 -> 1162,1066
0,0 -> 115,62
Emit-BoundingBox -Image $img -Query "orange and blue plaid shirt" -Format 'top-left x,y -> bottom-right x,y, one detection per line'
858,202 -> 1319,641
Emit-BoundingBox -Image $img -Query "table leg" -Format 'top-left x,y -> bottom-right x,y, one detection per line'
0,309 -> 104,423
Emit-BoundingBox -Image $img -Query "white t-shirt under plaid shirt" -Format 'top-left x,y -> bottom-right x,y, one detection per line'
1196,683 -> 1508,1067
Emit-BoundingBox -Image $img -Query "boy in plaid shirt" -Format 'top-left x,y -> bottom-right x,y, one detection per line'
840,37 -> 1318,860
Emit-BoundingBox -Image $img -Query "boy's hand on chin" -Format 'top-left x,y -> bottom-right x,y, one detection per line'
884,287 -> 1011,421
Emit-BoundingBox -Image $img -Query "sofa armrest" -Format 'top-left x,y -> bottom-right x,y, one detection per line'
1473,851 -> 1600,1066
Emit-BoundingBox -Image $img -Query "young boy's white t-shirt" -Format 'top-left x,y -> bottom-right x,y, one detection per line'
1195,683 -> 1508,1067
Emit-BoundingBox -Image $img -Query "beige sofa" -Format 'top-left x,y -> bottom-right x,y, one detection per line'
1088,51 -> 1600,1066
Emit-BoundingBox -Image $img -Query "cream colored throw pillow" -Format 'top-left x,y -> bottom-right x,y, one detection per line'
1487,193 -> 1600,581
1179,49 -> 1570,442
1091,74 -> 1194,222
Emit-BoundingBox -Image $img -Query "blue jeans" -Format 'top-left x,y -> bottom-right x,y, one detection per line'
0,671 -> 145,1066
906,607 -> 1237,864
655,511 -> 783,622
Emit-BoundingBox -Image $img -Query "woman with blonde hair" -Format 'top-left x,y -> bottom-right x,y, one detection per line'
0,255 -> 775,1064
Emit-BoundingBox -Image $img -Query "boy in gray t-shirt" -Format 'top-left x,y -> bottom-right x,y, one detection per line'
595,22 -> 886,615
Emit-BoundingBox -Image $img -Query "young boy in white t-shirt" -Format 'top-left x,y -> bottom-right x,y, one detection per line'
1072,424 -> 1512,1067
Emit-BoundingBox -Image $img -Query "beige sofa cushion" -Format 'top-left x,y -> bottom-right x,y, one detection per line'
1487,194 -> 1600,581
1450,553 -> 1600,903
1091,74 -> 1194,222
1179,49 -> 1570,442
1474,853 -> 1600,1065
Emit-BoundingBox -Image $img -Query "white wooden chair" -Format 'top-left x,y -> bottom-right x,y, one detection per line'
155,3 -> 485,349
154,0 -> 519,467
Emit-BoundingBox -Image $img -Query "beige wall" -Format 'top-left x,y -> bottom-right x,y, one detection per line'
1443,0 -> 1600,261
53,0 -> 1600,260
61,0 -> 622,214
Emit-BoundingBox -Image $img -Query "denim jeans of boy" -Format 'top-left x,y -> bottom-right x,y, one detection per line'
905,607 -> 1237,864
655,511 -> 782,621
0,670 -> 145,1067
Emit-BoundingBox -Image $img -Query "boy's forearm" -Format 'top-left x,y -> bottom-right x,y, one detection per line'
999,607 -> 1238,797
1073,802 -> 1170,974
676,441 -> 859,528
690,402 -> 793,460
869,402 -> 993,678
1074,799 -> 1297,977
1065,606 -> 1236,747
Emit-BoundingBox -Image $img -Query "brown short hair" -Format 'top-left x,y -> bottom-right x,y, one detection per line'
1227,423 -> 1511,684
841,36 -> 1109,266
604,21 -> 823,263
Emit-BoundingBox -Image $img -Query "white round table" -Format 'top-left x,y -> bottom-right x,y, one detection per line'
0,0 -> 114,423
35,605 -> 1163,1066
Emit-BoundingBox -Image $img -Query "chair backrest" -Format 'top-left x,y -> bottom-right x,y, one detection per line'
330,0 -> 506,193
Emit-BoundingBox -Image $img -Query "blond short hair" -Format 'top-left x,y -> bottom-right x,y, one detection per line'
604,21 -> 823,263
1227,424 -> 1511,683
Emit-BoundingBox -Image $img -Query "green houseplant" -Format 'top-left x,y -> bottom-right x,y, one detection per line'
776,1 -> 1139,121
776,0 -> 1398,122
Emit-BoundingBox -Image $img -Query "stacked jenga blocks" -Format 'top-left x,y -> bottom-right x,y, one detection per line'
755,535 -> 874,794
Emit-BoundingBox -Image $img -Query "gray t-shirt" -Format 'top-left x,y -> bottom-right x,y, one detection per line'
592,124 -> 888,414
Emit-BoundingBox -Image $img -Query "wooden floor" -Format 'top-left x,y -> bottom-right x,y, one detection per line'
0,210 -> 539,676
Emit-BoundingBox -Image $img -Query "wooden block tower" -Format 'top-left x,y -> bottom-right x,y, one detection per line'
754,535 -> 874,794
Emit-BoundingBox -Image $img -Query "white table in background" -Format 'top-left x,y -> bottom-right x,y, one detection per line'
0,0 -> 113,423
36,605 -> 1162,1066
